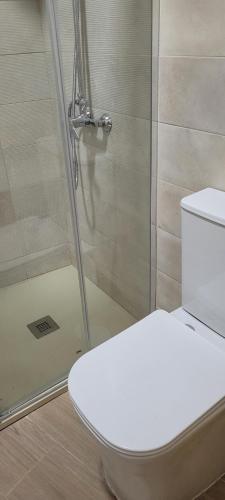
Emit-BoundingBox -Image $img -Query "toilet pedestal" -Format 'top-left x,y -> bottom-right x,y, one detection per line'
100,406 -> 225,500
69,309 -> 225,500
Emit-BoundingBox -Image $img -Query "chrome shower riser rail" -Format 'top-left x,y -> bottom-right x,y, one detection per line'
47,0 -> 90,348
69,0 -> 112,189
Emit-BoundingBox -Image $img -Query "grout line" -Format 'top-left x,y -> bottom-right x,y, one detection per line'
90,107 -> 151,122
0,97 -> 55,108
157,268 -> 181,286
158,226 -> 181,241
3,395 -> 105,498
0,51 -> 48,57
27,406 -> 101,480
158,177 -> 194,195
158,177 -> 193,195
53,441 -> 101,480
159,55 -> 225,59
5,452 -> 46,498
0,243 -> 67,267
157,223 -> 180,241
158,120 -> 225,139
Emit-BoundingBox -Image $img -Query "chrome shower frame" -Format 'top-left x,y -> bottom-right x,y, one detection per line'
46,0 -> 90,346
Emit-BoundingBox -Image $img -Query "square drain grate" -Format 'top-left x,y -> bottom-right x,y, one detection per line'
27,316 -> 60,339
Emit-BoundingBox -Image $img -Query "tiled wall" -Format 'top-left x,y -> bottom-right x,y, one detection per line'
0,0 -> 72,287
57,0 -> 152,319
157,0 -> 225,311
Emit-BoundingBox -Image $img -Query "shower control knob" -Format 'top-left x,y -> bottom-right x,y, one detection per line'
98,113 -> 112,135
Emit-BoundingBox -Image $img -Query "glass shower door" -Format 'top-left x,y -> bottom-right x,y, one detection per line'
0,0 -> 152,424
54,0 -> 152,347
0,0 -> 87,423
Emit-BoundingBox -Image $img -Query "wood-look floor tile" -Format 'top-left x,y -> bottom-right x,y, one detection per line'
28,392 -> 101,477
0,416 -> 54,496
2,393 -> 224,500
7,444 -> 112,500
198,480 -> 225,499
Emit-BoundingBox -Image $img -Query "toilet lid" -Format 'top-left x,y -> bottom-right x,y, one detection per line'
68,310 -> 225,456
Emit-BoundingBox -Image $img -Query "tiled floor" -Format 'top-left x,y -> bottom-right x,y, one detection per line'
0,392 -> 224,500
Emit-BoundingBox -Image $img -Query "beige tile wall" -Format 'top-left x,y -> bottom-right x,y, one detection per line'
157,0 -> 225,310
0,0 -> 72,287
56,0 -> 152,319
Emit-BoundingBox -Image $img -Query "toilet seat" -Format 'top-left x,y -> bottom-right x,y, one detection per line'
68,310 -> 225,458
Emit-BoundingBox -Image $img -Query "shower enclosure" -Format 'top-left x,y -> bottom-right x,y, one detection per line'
0,0 -> 154,427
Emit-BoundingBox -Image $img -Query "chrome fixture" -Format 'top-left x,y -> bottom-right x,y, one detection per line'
69,0 -> 112,189
70,111 -> 112,135
68,95 -> 112,135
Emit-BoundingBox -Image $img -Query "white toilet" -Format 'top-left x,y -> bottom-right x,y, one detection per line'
68,188 -> 225,500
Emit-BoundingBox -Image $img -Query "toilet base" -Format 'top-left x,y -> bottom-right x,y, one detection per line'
99,405 -> 225,500
101,467 -> 225,500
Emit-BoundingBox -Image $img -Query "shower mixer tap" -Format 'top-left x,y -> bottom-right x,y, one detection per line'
70,112 -> 112,135
68,97 -> 112,136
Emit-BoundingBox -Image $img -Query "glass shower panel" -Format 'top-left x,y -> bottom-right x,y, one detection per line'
0,0 -> 86,420
56,0 -> 152,347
